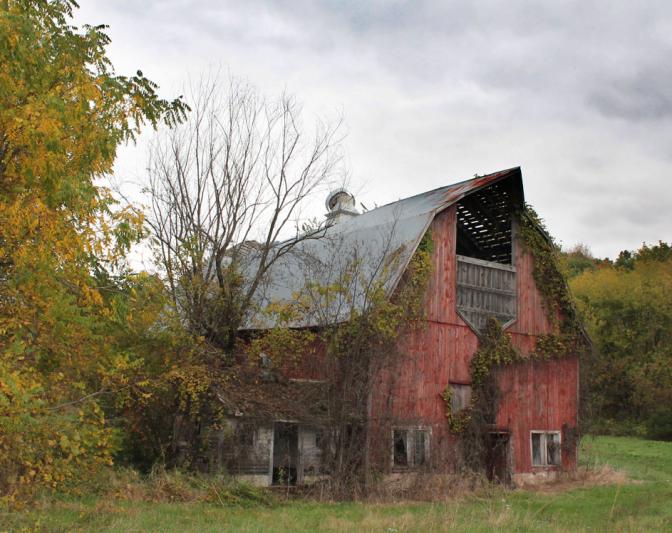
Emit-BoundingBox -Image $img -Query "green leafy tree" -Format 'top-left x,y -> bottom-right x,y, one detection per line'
0,0 -> 187,501
560,243 -> 610,279
570,243 -> 672,439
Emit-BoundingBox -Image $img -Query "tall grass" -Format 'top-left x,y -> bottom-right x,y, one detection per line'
2,436 -> 672,532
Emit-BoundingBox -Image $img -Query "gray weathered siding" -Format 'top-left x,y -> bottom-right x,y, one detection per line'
456,255 -> 517,331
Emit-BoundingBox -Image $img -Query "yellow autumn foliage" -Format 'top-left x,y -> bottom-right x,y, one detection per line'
0,0 -> 186,502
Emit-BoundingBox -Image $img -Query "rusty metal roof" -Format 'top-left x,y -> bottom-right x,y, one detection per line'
242,167 -> 523,329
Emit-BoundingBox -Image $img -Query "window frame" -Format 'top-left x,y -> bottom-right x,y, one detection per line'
530,430 -> 562,467
391,426 -> 432,469
449,382 -> 472,413
237,423 -> 256,447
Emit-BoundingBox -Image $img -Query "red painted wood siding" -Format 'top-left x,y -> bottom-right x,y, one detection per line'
496,357 -> 579,471
369,206 -> 580,474
508,240 -> 554,341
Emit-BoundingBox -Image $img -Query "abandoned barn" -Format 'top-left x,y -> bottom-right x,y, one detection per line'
207,167 -> 582,487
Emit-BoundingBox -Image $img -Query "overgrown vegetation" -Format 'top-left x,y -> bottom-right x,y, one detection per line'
0,0 -> 187,503
253,231 -> 434,497
565,241 -> 672,440
441,205 -> 589,470
3,436 -> 672,532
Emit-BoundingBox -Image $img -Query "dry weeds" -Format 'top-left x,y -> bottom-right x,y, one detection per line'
517,464 -> 629,494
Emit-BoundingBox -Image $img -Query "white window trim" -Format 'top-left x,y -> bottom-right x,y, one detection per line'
530,430 -> 562,467
391,426 -> 432,469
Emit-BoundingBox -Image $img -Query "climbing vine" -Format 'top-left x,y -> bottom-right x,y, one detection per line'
442,318 -> 522,435
442,203 -> 589,468
302,229 -> 434,496
441,385 -> 470,433
517,204 -> 590,358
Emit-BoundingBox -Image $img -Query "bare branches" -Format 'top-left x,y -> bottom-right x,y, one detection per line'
144,74 -> 343,347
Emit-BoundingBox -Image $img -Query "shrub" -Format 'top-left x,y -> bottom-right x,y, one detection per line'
646,410 -> 672,441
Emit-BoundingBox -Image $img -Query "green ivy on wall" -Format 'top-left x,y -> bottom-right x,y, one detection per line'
442,204 -> 589,436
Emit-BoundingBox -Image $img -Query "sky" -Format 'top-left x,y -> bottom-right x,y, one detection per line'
74,0 -> 672,260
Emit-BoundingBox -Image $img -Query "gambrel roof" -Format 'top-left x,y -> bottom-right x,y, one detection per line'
242,167 -> 523,329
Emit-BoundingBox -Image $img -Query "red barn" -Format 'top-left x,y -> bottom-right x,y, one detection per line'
214,167 -> 581,487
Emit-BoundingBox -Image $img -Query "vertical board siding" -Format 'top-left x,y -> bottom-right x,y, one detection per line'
508,243 -> 554,336
282,340 -> 327,381
496,357 -> 579,472
426,206 -> 464,326
369,206 -> 579,475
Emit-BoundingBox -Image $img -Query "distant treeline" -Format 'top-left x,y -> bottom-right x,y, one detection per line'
562,242 -> 672,440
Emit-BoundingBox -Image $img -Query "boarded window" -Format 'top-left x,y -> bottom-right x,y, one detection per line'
450,383 -> 472,412
456,256 -> 517,332
531,431 -> 561,466
392,428 -> 431,468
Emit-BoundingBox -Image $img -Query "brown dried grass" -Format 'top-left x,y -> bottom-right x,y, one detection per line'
516,464 -> 629,494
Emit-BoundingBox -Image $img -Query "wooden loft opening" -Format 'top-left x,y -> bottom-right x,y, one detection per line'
455,174 -> 523,332
455,177 -> 519,265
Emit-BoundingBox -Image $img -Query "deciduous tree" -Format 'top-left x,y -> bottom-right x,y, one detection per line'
0,0 -> 186,500
143,75 -> 343,351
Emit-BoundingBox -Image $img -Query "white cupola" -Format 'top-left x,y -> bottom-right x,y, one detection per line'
325,188 -> 359,223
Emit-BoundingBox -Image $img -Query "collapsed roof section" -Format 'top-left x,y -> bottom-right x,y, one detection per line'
456,175 -> 522,264
240,167 -> 524,330
214,365 -> 330,423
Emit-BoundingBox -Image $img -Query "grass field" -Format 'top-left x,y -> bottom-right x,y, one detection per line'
2,436 -> 671,532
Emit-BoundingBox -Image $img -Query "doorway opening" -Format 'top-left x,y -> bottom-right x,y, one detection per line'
485,432 -> 511,484
272,422 -> 299,485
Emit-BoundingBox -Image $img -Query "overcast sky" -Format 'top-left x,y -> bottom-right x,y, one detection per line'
75,1 -> 672,259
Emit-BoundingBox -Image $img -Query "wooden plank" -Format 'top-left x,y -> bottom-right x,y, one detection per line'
456,256 -> 516,332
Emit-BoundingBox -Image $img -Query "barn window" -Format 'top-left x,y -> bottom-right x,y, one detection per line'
450,383 -> 472,412
393,430 -> 408,467
531,431 -> 561,466
392,428 -> 431,468
237,423 -> 255,447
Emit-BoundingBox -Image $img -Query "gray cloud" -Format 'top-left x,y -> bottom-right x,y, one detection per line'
589,66 -> 672,121
74,0 -> 672,259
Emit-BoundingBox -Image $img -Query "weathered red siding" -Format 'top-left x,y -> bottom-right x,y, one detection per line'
508,243 -> 555,341
369,205 -> 579,476
496,357 -> 579,472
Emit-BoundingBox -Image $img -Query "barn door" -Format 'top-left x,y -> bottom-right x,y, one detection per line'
486,432 -> 511,485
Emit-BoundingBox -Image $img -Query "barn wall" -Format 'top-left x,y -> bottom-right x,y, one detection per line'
508,240 -> 555,339
298,426 -> 324,484
211,420 -> 273,484
496,357 -> 579,475
369,205 -> 579,476
370,206 -> 478,471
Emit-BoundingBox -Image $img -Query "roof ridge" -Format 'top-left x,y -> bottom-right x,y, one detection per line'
358,166 -> 521,215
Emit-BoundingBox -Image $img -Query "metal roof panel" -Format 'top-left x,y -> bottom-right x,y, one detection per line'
241,167 -> 521,329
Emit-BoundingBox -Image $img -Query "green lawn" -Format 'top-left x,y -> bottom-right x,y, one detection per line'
2,436 -> 672,532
